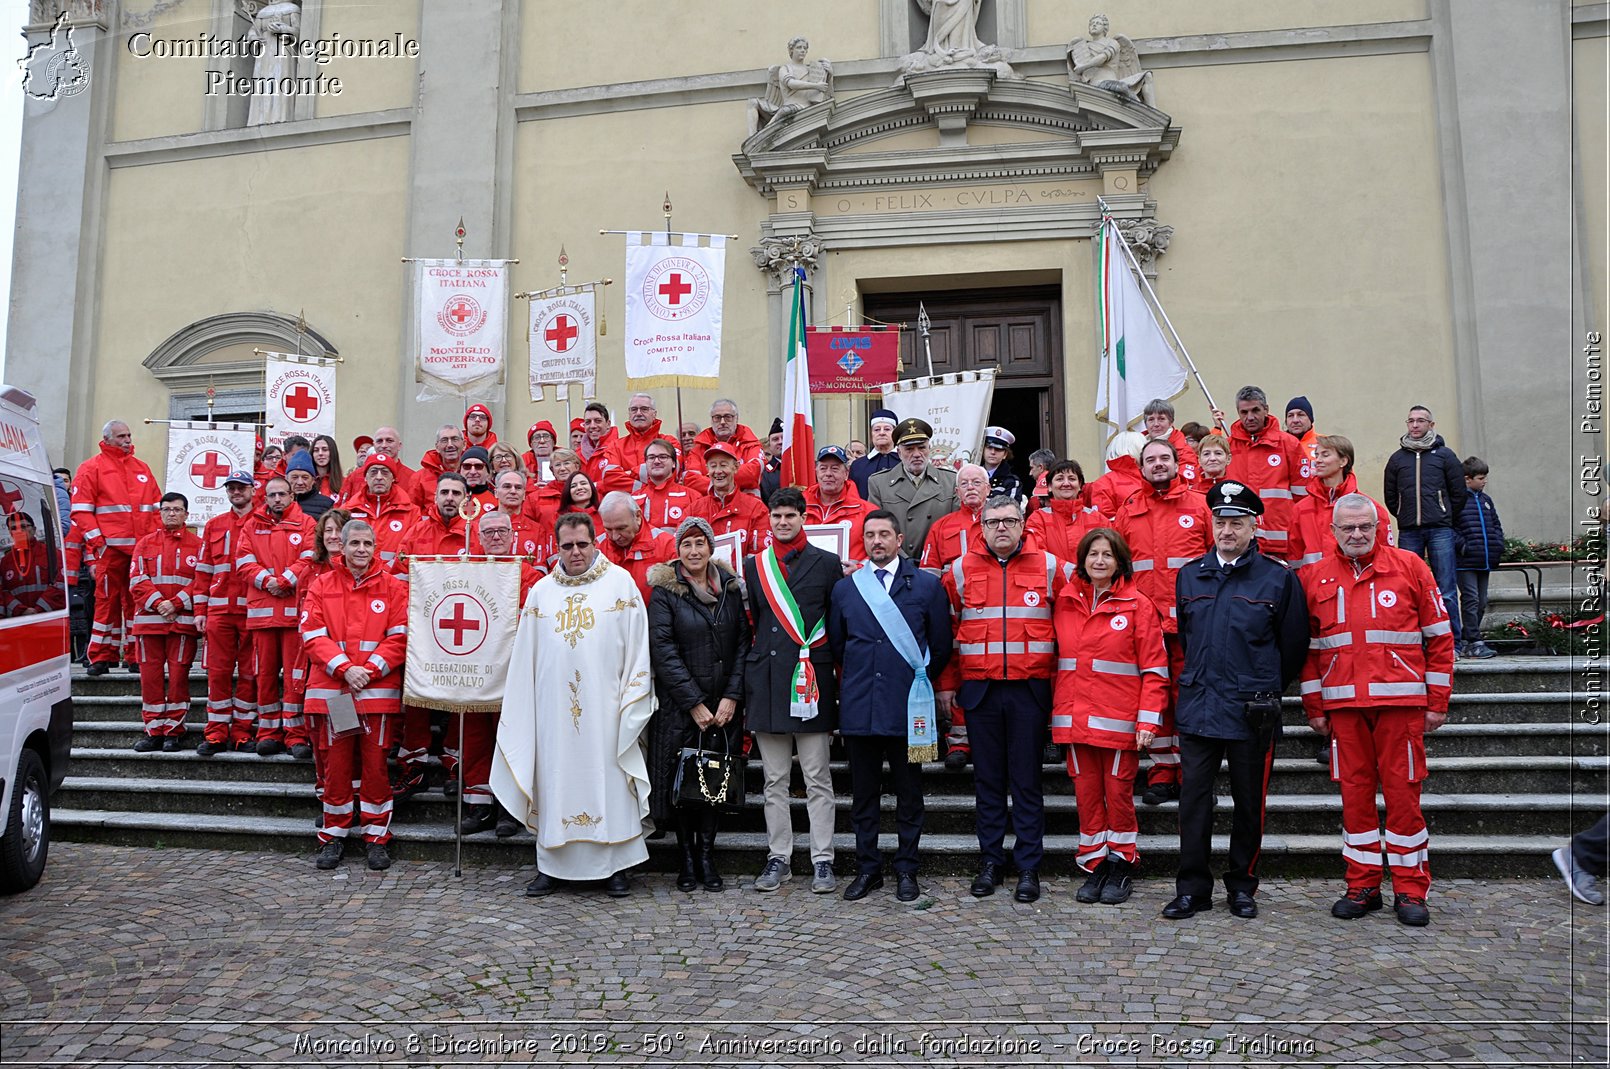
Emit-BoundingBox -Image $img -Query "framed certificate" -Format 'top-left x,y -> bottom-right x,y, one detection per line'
804,522 -> 851,559
711,531 -> 744,573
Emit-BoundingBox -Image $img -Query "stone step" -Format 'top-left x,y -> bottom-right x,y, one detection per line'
48,807 -> 1580,879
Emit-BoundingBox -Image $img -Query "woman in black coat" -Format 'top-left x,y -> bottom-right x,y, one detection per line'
646,516 -> 750,892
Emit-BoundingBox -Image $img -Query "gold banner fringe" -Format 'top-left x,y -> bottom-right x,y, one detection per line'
403,696 -> 503,714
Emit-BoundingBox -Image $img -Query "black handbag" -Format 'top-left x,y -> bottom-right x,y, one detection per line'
673,727 -> 745,809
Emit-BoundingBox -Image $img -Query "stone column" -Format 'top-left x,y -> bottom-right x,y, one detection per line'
752,233 -> 822,432
397,0 -> 520,459
5,1 -> 116,464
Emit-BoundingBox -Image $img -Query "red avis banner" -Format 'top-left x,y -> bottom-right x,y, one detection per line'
805,326 -> 900,394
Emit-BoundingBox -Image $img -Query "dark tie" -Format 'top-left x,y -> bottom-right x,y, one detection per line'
877,568 -> 890,589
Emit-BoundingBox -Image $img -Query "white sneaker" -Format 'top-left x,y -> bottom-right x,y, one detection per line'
753,856 -> 791,892
1553,846 -> 1606,905
810,861 -> 836,894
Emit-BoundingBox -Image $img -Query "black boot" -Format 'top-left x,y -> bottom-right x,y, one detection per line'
674,813 -> 698,893
698,807 -> 723,892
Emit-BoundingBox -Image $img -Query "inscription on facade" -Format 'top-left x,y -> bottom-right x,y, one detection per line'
799,180 -> 1100,217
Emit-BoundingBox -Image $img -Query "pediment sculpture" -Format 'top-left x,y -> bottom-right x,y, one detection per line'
746,36 -> 833,139
896,0 -> 1019,85
1067,13 -> 1156,108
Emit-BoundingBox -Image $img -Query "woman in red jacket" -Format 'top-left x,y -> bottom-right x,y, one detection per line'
1051,527 -> 1169,906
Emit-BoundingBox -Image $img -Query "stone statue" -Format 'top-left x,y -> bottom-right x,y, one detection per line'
245,0 -> 301,126
1067,14 -> 1156,108
897,0 -> 1018,84
746,36 -> 833,138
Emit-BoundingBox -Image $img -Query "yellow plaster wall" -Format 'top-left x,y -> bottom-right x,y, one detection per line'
1576,35 -> 1608,340
311,0 -> 420,118
507,102 -> 775,438
519,0 -> 876,92
1028,0 -> 1428,46
112,0 -> 214,142
1142,50 -> 1454,501
91,137 -> 411,467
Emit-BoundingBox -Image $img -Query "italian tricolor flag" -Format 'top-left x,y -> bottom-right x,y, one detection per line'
1096,217 -> 1187,435
780,267 -> 816,488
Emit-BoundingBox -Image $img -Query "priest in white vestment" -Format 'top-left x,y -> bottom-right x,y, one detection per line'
492,513 -> 655,895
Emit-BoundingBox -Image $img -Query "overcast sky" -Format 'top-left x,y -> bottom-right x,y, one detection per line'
0,0 -> 28,379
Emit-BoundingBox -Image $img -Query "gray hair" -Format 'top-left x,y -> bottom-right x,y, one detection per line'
981,494 -> 1023,519
339,519 -> 375,543
1235,385 -> 1268,408
710,398 -> 739,416
599,490 -> 639,520
101,420 -> 127,439
629,392 -> 656,409
1142,398 -> 1176,419
436,423 -> 463,440
956,463 -> 989,482
1029,448 -> 1057,467
1333,493 -> 1378,517
477,509 -> 512,531
1409,403 -> 1434,419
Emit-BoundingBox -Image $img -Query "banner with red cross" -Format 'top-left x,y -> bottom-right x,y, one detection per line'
411,258 -> 511,402
164,421 -> 255,526
263,352 -> 337,452
528,286 -> 598,402
403,557 -> 522,713
622,232 -> 726,388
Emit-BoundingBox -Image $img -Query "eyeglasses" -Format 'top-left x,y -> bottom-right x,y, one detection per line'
1333,523 -> 1378,534
982,517 -> 1022,529
557,540 -> 592,552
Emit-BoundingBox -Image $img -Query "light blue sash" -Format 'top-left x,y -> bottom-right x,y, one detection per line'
852,562 -> 938,762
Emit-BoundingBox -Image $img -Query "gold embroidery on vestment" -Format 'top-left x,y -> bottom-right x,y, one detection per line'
562,811 -> 600,830
568,671 -> 583,732
554,594 -> 595,648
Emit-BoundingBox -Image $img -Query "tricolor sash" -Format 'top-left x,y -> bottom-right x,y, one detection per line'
756,547 -> 827,720
852,562 -> 938,763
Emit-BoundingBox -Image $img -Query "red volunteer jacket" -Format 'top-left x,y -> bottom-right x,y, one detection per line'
70,441 -> 161,555
600,526 -> 676,601
0,537 -> 61,616
617,418 -> 666,477
337,457 -> 415,506
939,540 -> 1074,689
467,509 -> 553,573
342,485 -> 421,572
920,506 -> 983,570
1292,473 -> 1393,569
1086,455 -> 1146,521
237,502 -> 317,629
197,509 -> 253,621
692,489 -> 772,559
1113,478 -> 1212,632
634,478 -> 706,539
299,563 -> 409,717
1051,577 -> 1170,749
1298,543 -> 1455,719
682,425 -> 765,493
128,527 -> 204,634
394,509 -> 468,578
577,429 -> 635,497
1024,497 -> 1102,564
803,482 -> 874,562
1227,420 -> 1308,560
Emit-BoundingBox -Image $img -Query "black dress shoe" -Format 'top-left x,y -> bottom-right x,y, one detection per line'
132,735 -> 161,753
85,662 -> 109,677
842,872 -> 884,901
895,873 -> 920,902
457,805 -> 496,835
525,871 -> 559,897
160,737 -> 180,753
604,872 -> 631,897
495,814 -> 523,838
1162,894 -> 1213,919
1013,870 -> 1041,903
1229,890 -> 1258,918
970,862 -> 1005,897
288,743 -> 313,760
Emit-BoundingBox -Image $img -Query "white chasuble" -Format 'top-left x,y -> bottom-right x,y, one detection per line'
490,553 -> 655,880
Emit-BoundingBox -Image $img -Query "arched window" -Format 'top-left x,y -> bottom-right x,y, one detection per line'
142,311 -> 338,423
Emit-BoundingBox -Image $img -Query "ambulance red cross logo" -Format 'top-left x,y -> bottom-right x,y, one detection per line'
432,592 -> 489,656
641,257 -> 710,321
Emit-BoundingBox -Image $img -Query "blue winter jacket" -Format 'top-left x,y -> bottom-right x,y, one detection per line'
1174,544 -> 1309,741
827,558 -> 953,737
1455,488 -> 1505,571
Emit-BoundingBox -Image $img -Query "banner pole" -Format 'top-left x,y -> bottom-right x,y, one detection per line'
454,711 -> 464,879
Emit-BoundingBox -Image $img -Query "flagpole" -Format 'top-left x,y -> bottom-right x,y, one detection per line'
1099,204 -> 1223,432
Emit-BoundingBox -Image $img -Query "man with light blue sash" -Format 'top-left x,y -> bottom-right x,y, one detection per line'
827,509 -> 953,902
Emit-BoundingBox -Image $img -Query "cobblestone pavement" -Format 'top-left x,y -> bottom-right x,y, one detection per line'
0,844 -> 1605,1066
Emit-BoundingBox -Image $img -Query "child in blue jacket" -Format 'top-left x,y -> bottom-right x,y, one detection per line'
1455,456 -> 1505,658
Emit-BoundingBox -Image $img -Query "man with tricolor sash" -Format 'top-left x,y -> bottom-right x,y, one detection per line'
743,487 -> 841,895
828,510 -> 953,903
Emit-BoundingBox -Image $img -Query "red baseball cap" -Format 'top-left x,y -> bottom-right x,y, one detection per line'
464,403 -> 492,422
529,421 -> 556,443
704,442 -> 742,464
569,418 -> 584,432
352,434 -> 374,452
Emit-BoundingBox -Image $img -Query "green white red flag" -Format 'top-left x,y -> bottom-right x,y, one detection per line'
780,268 -> 816,487
1096,218 -> 1187,434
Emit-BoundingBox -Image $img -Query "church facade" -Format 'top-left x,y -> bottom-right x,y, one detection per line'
5,0 -> 1602,538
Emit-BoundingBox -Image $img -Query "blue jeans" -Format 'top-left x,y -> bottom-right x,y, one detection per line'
1400,526 -> 1461,643
1457,570 -> 1490,645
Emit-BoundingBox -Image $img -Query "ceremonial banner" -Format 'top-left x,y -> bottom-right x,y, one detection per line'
881,369 -> 997,465
263,352 -> 336,451
622,232 -> 725,388
1096,218 -> 1187,435
404,558 -> 522,713
529,287 -> 597,401
805,326 -> 900,394
411,259 -> 511,401
165,421 -> 255,525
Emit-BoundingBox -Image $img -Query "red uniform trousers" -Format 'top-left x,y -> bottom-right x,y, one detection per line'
314,713 -> 397,845
1327,707 -> 1431,897
946,706 -> 970,757
1145,635 -> 1185,786
204,617 -> 256,746
398,706 -> 458,778
1067,744 -> 1141,870
136,634 -> 196,738
88,550 -> 136,664
459,710 -> 501,806
253,627 -> 310,746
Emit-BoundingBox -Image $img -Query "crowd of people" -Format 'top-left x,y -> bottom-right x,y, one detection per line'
38,384 -> 1544,922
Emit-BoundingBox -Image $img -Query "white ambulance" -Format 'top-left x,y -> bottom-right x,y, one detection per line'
0,386 -> 72,892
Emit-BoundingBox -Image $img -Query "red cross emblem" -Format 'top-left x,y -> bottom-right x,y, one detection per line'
0,481 -> 22,513
189,451 -> 233,490
544,314 -> 579,353
438,294 -> 487,337
283,384 -> 320,423
432,593 -> 488,656
658,273 -> 693,305
447,299 -> 475,324
642,258 -> 710,321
